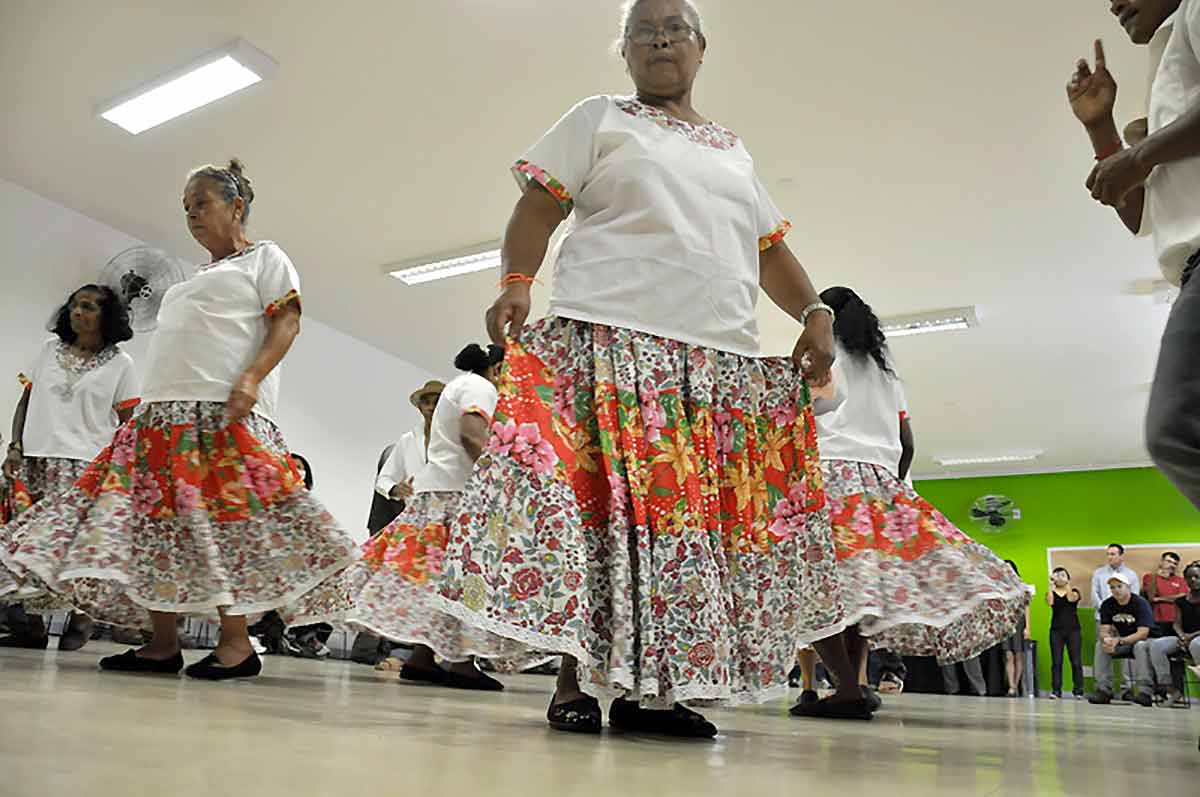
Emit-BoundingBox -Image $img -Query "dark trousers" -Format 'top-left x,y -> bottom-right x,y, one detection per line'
1049,628 -> 1084,695
1146,255 -> 1200,510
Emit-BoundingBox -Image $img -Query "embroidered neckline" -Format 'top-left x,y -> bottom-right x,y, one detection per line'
615,97 -> 740,151
50,342 -> 119,402
197,241 -> 265,273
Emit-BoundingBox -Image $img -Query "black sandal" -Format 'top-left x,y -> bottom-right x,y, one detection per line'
547,695 -> 602,734
443,669 -> 504,691
99,648 -> 184,675
789,694 -> 874,721
609,697 -> 718,738
400,663 -> 447,685
184,651 -> 262,681
0,633 -> 49,649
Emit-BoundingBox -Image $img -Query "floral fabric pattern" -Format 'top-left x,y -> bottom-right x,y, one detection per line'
821,459 -> 1031,664
614,97 -> 740,151
265,290 -> 301,319
286,492 -> 547,668
0,401 -> 357,627
513,160 -> 574,216
758,220 -> 793,252
414,317 -> 844,706
0,456 -> 91,608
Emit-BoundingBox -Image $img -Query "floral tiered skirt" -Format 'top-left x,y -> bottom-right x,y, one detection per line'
0,457 -> 91,611
0,401 -> 358,628
315,317 -> 847,706
822,460 -> 1031,664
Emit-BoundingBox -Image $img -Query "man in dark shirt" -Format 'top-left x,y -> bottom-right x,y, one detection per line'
1089,572 -> 1156,706
1144,561 -> 1200,704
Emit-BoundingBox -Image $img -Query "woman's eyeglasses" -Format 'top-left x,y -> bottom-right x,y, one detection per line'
627,21 -> 696,46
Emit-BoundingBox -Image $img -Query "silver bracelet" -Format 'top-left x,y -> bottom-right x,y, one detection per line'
800,302 -> 835,327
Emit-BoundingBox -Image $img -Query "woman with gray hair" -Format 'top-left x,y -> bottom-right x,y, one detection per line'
379,0 -> 866,736
0,158 -> 358,681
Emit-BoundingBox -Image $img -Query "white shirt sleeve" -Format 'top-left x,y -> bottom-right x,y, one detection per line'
18,339 -> 52,389
511,95 -> 608,217
458,377 -> 499,421
1127,567 -> 1141,594
113,354 -> 141,411
752,173 -> 791,250
256,244 -> 302,318
375,441 -> 408,498
894,377 -> 910,423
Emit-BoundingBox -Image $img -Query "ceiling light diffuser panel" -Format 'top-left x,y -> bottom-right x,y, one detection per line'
882,306 -> 979,338
97,39 -> 278,135
388,246 -> 503,286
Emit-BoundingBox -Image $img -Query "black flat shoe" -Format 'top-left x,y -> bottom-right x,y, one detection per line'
799,689 -> 819,707
443,669 -> 504,691
184,651 -> 262,681
863,686 -> 883,712
789,695 -> 875,721
0,634 -> 49,649
58,614 -> 94,652
609,697 -> 718,738
400,663 -> 447,684
99,648 -> 184,674
547,695 -> 602,734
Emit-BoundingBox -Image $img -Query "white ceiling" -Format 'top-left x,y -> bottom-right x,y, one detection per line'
0,0 -> 1170,478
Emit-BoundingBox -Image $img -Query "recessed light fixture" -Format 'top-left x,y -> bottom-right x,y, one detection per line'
934,451 -> 1044,467
882,306 -> 979,338
97,39 -> 278,135
388,244 -> 502,286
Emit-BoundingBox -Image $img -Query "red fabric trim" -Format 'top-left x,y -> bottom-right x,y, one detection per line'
758,220 -> 792,252
265,290 -> 301,319
513,160 -> 573,217
116,398 -> 141,412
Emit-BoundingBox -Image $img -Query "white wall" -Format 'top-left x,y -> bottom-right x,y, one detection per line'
0,177 -> 438,541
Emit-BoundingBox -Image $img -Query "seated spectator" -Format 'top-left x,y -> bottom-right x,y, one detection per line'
1143,560 -> 1200,706
1088,572 -> 1157,706
1143,551 -> 1188,638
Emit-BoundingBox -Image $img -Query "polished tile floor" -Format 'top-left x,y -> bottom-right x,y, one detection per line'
0,641 -> 1195,797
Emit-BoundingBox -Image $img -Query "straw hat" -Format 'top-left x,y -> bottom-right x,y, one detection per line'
409,380 -> 445,407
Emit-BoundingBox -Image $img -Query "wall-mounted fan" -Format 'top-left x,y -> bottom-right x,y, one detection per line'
969,494 -> 1020,533
99,246 -> 189,332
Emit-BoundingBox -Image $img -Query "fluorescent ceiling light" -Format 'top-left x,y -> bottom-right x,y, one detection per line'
98,39 -> 278,135
882,306 -> 978,338
934,451 -> 1044,467
389,246 -> 502,286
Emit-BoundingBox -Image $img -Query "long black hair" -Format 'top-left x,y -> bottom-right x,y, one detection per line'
289,453 -> 313,490
49,284 -> 134,346
454,343 -> 505,375
819,286 -> 893,376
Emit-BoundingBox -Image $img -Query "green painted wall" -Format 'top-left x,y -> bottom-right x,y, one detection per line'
914,467 -> 1199,693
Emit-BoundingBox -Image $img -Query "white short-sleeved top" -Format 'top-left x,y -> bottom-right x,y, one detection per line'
815,343 -> 909,477
141,241 -> 300,422
413,372 -> 498,494
513,95 -> 791,356
375,423 -> 428,498
1147,0 -> 1200,285
18,338 -> 140,461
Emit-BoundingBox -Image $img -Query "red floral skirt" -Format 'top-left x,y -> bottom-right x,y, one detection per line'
822,460 -> 1031,664
0,401 -> 358,627
386,317 -> 846,706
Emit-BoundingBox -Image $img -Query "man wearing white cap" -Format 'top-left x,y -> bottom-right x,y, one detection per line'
1089,571 -> 1157,706
374,380 -> 445,512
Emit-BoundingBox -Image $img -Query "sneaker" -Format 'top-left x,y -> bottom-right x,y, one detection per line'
1049,692 -> 1060,700
1132,691 -> 1154,707
1088,689 -> 1114,705
787,665 -> 803,688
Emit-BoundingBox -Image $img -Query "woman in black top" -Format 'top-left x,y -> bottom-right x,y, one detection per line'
1046,566 -> 1084,698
